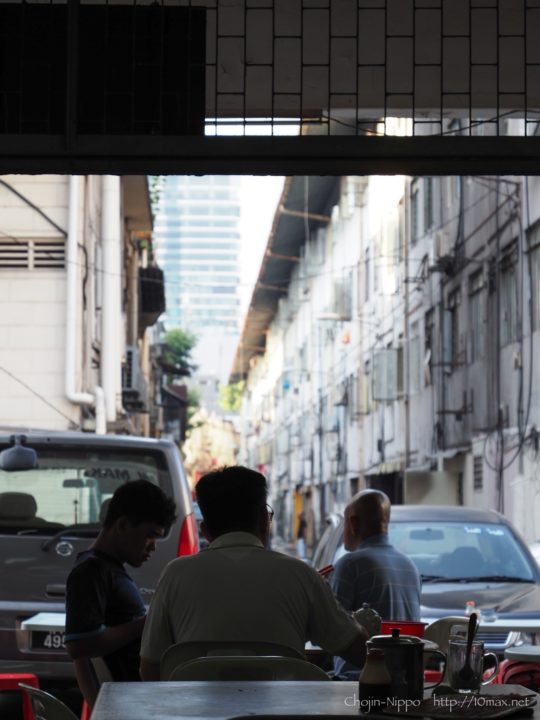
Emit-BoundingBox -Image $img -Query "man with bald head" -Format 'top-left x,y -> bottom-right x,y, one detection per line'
330,489 -> 421,679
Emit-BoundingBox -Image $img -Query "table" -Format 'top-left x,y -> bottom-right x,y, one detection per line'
505,646 -> 540,662
91,681 -> 540,720
20,612 -> 65,632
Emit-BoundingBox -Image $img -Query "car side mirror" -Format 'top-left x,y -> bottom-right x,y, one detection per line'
0,435 -> 38,471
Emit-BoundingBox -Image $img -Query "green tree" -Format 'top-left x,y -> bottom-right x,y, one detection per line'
162,328 -> 198,376
218,381 -> 245,412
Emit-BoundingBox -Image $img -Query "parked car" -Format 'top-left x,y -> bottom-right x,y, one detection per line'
528,540 -> 540,567
193,500 -> 209,550
311,505 -> 540,657
0,431 -> 198,686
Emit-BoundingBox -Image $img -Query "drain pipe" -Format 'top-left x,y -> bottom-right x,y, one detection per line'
65,175 -> 106,434
101,175 -> 123,424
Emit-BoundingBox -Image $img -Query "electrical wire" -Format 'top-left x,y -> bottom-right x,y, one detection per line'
0,364 -> 79,428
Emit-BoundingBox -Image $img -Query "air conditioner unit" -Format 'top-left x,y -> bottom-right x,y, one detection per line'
122,346 -> 148,411
433,230 -> 450,259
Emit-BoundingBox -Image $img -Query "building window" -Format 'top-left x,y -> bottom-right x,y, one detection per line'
528,222 -> 540,331
500,242 -> 518,346
409,321 -> 422,394
424,177 -> 433,232
473,455 -> 483,490
410,179 -> 420,244
364,248 -> 370,301
469,270 -> 485,362
443,288 -> 461,369
424,308 -> 436,386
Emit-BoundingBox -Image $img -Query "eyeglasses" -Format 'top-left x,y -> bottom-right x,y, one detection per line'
266,504 -> 275,522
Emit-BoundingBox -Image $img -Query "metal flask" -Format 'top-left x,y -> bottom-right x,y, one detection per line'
367,629 -> 445,701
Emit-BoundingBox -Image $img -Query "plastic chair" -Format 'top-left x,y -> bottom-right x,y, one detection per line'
0,673 -> 39,720
167,655 -> 331,681
423,616 -> 468,653
18,683 -> 79,720
160,640 -> 304,680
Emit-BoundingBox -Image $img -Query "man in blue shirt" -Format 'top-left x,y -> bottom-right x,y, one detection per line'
65,480 -> 176,708
331,489 -> 421,679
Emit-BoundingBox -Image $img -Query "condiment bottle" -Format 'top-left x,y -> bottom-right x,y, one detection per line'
358,647 -> 392,714
464,600 -> 482,622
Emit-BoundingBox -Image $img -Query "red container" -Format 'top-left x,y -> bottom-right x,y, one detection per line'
380,620 -> 427,637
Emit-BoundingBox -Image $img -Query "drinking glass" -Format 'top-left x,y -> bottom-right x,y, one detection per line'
447,636 -> 499,693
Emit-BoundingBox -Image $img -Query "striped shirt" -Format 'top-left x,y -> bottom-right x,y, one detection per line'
331,533 -> 421,679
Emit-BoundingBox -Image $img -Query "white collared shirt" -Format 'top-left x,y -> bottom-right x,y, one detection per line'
141,531 -> 362,663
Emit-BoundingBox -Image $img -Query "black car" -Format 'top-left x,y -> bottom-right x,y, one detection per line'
311,505 -> 540,656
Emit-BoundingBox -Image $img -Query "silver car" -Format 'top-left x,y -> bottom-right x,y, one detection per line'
0,431 -> 198,684
312,505 -> 540,657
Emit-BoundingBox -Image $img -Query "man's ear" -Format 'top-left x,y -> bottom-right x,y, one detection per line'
349,515 -> 360,535
116,515 -> 131,535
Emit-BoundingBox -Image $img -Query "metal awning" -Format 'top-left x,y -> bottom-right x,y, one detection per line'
229,175 -> 340,382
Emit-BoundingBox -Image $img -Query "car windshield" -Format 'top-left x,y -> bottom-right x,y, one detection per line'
0,446 -> 170,533
388,521 -> 535,582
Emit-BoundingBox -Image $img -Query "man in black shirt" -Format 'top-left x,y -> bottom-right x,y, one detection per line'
65,480 -> 176,709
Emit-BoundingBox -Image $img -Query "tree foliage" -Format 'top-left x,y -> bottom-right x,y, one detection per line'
162,328 -> 198,376
219,381 -> 245,412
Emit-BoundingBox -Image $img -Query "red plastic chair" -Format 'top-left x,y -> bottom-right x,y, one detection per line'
0,672 -> 39,720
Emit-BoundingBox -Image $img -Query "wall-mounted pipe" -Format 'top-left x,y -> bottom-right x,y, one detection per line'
101,175 -> 122,423
65,175 -> 106,434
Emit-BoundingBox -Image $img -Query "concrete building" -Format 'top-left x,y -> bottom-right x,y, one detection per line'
232,151 -> 540,547
0,174 -> 162,434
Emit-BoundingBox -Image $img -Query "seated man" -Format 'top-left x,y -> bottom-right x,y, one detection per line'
140,466 -> 367,680
331,489 -> 421,679
65,480 -> 176,708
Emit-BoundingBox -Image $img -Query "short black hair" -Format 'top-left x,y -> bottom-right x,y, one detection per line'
103,480 -> 176,530
195,466 -> 267,538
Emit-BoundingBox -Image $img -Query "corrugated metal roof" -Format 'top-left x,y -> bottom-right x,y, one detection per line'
230,175 -> 340,382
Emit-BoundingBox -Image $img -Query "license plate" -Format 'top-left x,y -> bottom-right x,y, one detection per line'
30,630 -> 66,651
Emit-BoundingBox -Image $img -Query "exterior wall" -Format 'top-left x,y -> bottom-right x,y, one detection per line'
240,177 -> 367,546
239,137 -> 540,547
0,175 -> 156,435
0,176 -> 79,430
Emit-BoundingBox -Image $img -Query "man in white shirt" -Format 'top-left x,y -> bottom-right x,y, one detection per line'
140,466 -> 367,680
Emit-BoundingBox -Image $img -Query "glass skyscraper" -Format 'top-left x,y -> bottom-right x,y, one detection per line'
153,175 -> 242,382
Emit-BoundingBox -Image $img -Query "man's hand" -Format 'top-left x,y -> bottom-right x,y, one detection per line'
337,626 -> 368,668
318,564 -> 334,579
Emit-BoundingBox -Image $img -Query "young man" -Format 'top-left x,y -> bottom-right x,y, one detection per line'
331,489 -> 421,679
65,480 -> 176,708
140,466 -> 367,680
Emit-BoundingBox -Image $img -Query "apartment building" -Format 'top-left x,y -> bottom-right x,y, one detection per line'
233,154 -> 540,546
0,175 -> 162,434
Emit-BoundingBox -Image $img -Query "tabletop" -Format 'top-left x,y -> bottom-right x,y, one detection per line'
90,681 -> 367,720
505,645 -> 540,661
91,681 -> 540,720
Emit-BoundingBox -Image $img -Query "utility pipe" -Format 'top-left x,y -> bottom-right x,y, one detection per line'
65,175 -> 106,434
101,176 -> 123,423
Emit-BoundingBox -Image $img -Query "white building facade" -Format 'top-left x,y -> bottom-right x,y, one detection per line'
0,174 -> 158,434
234,158 -> 540,548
